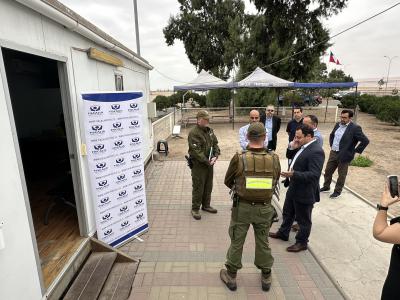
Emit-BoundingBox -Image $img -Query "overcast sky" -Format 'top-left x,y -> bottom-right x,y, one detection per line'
59,0 -> 400,90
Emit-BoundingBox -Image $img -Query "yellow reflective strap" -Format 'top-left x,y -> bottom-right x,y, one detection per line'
245,177 -> 272,189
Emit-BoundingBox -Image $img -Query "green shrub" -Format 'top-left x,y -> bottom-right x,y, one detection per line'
350,155 -> 373,167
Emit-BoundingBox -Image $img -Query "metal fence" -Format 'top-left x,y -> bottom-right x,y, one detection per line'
151,105 -> 351,145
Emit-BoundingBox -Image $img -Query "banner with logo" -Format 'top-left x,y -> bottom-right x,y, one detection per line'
82,91 -> 148,247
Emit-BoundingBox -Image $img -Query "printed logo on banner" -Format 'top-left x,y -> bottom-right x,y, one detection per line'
114,157 -> 126,168
92,143 -> 107,154
118,205 -> 130,216
133,182 -> 144,194
131,152 -> 142,163
98,196 -> 111,208
110,122 -> 124,133
116,173 -> 127,184
130,136 -> 142,147
90,124 -> 106,136
117,189 -> 128,200
112,139 -> 125,150
120,220 -> 131,230
100,212 -> 113,224
96,179 -> 109,190
94,162 -> 108,173
132,167 -> 143,179
135,212 -> 145,223
129,119 -> 140,129
128,103 -> 140,112
109,104 -> 123,114
103,229 -> 114,238
88,105 -> 103,116
134,197 -> 145,208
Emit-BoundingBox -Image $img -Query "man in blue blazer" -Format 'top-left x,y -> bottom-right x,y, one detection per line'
269,125 -> 325,252
320,109 -> 369,198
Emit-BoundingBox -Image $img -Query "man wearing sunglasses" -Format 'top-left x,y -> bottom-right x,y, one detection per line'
260,105 -> 281,151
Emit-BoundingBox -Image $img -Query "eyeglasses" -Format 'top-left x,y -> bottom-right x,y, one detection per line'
267,109 -> 274,112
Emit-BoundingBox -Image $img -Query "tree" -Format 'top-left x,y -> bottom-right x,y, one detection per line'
206,89 -> 231,107
163,0 -> 245,79
327,69 -> 353,82
154,95 -> 171,110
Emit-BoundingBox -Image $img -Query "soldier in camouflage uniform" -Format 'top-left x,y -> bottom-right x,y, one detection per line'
220,122 -> 281,292
188,110 -> 220,220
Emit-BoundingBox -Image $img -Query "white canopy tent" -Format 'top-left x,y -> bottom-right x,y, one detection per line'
237,67 -> 294,88
174,70 -> 233,91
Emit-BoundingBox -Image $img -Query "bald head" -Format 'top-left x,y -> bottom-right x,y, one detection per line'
249,110 -> 260,123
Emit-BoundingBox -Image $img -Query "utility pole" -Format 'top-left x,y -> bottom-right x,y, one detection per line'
384,55 -> 398,93
133,0 -> 141,56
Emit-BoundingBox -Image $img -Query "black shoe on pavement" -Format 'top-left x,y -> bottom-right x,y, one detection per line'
268,231 -> 289,241
320,187 -> 330,193
329,192 -> 341,199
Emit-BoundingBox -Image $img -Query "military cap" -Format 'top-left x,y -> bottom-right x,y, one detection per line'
196,110 -> 210,120
247,122 -> 266,137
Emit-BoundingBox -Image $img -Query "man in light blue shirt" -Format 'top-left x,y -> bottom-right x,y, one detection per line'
239,110 -> 269,150
303,115 -> 323,147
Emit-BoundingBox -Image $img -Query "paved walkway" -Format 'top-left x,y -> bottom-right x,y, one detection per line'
123,160 -> 345,300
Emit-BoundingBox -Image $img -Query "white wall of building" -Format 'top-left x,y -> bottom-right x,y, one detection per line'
0,0 -> 152,297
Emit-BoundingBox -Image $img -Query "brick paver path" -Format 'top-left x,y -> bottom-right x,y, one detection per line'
124,160 -> 344,300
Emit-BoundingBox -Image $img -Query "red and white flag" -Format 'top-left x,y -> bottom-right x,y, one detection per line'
329,51 -> 341,65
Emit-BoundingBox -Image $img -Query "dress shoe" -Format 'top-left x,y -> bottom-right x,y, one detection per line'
329,192 -> 341,199
286,242 -> 308,252
220,269 -> 237,291
261,271 -> 272,291
191,210 -> 201,220
320,187 -> 330,193
291,223 -> 300,232
268,231 -> 288,241
202,206 -> 218,213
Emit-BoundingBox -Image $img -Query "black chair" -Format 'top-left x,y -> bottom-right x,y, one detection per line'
157,140 -> 169,155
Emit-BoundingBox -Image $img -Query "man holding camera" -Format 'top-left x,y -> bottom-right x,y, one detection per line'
320,109 -> 369,199
188,110 -> 220,220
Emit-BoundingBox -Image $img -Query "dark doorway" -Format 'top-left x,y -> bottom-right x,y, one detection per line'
1,48 -> 83,288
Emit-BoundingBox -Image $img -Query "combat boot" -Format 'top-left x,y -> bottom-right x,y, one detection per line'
220,269 -> 237,291
201,206 -> 218,213
191,210 -> 201,220
261,271 -> 272,291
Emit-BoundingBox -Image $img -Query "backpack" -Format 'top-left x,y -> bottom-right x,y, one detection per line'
235,150 -> 280,202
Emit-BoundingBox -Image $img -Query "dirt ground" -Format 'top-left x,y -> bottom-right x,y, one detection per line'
163,112 -> 400,215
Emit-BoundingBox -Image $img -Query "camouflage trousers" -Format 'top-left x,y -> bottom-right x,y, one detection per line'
191,161 -> 213,210
225,201 -> 274,274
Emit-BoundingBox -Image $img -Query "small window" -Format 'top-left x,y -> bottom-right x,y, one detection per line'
115,74 -> 124,91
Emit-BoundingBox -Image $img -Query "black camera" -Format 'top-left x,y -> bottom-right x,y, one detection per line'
387,175 -> 399,198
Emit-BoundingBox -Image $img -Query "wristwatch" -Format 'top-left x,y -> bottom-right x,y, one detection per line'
377,204 -> 388,211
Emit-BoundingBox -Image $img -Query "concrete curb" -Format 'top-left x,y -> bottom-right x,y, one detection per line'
272,196 -> 351,300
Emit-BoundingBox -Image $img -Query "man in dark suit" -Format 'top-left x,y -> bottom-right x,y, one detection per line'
260,105 -> 281,151
320,109 -> 369,199
269,125 -> 325,252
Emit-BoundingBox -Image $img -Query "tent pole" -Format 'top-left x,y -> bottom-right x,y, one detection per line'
232,89 -> 235,130
324,92 -> 329,123
277,88 -> 280,116
354,85 -> 358,116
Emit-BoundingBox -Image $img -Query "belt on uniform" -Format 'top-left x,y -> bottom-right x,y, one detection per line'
239,199 -> 270,206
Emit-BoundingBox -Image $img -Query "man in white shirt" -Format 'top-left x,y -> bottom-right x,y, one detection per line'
239,110 -> 269,150
303,115 -> 323,147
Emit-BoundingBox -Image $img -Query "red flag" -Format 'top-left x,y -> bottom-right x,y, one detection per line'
329,51 -> 336,63
336,59 -> 341,65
